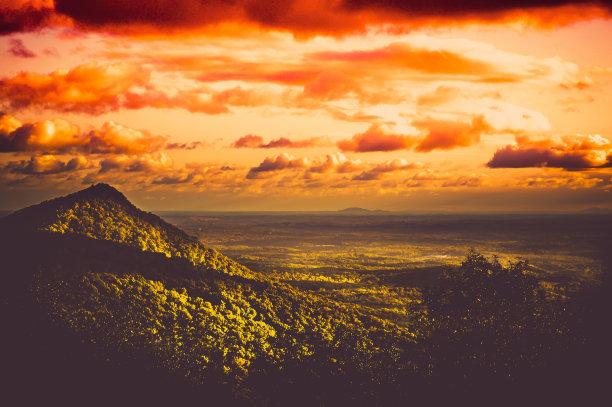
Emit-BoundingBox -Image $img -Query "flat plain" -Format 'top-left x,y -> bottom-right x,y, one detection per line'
160,212 -> 611,325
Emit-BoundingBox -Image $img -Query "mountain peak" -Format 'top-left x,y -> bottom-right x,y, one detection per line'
76,183 -> 131,205
1,184 -> 252,277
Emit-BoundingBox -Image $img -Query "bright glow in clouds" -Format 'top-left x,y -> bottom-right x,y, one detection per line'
0,2 -> 611,211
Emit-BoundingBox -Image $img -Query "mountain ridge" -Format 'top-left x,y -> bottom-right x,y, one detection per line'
1,183 -> 251,277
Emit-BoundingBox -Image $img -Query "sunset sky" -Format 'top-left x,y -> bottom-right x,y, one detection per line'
1,1 -> 611,211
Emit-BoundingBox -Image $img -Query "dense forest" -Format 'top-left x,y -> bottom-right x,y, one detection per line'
1,184 -> 609,405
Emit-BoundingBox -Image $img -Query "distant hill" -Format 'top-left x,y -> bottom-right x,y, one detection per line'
338,207 -> 388,214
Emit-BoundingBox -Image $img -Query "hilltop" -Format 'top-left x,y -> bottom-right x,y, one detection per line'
1,183 -> 250,277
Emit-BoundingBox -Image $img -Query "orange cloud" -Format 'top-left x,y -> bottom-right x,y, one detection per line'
311,42 -> 495,76
0,114 -> 168,154
232,134 -> 264,148
417,86 -> 463,107
338,124 -> 416,152
232,134 -> 327,149
0,62 -> 230,115
413,115 -> 489,152
0,62 -> 149,114
338,115 -> 497,154
487,134 -> 612,169
192,43 -> 507,86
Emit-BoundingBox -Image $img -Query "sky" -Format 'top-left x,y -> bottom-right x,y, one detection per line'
1,1 -> 611,212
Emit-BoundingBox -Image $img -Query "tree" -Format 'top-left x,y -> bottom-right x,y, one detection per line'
423,250 -> 542,384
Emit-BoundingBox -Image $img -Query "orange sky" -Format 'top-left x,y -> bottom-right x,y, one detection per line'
1,1 -> 611,211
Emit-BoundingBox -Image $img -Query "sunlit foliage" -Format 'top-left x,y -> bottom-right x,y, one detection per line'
1,184 -> 609,404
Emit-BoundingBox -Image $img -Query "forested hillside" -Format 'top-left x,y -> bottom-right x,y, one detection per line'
1,184 -> 609,405
1,183 -> 251,277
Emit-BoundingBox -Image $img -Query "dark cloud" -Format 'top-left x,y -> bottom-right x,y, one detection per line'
152,174 -> 195,185
342,0 -> 612,15
54,0 -> 239,28
3,0 -> 610,36
0,3 -> 56,35
165,141 -> 202,150
246,153 -> 309,179
232,134 -> 325,149
98,154 -> 172,174
1,154 -> 90,175
487,135 -> 612,169
8,38 -> 36,58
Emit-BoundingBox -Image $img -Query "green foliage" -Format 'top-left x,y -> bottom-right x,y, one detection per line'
2,185 -> 606,404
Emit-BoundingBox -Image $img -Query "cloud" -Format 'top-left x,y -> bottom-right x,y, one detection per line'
232,134 -> 264,148
302,71 -> 361,101
7,38 -> 36,57
308,152 -> 363,173
338,115 -> 499,154
311,42 -> 496,76
246,151 -> 426,183
232,134 -> 326,149
417,85 -> 462,107
0,62 -> 149,114
352,159 -> 422,180
413,115 -> 489,152
0,1 -> 59,35
0,62 -> 229,115
98,153 -> 173,174
84,121 -> 168,154
338,124 -> 416,152
441,175 -> 483,187
487,134 -> 612,169
165,141 -> 202,150
1,154 -> 91,175
0,114 -> 167,154
246,153 -> 309,179
342,0 -> 610,16
2,1 -> 609,36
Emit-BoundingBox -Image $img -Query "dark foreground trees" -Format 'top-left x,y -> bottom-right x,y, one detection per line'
420,250 -> 611,403
423,251 -> 553,384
